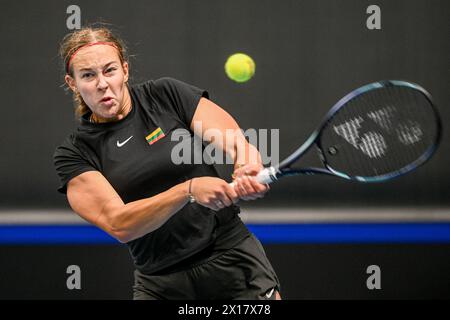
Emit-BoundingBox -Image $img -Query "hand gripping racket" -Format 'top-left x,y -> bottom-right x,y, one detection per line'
250,80 -> 441,184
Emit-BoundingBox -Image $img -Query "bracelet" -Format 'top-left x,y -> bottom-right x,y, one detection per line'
188,179 -> 196,203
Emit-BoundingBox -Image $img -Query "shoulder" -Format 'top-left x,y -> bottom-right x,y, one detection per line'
131,77 -> 182,90
53,131 -> 90,162
132,77 -> 200,96
129,77 -> 208,125
129,77 -> 177,102
53,132 -> 98,194
53,133 -> 77,157
53,133 -> 83,175
153,77 -> 189,89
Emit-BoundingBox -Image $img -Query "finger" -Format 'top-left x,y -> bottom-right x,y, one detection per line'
206,197 -> 223,211
233,179 -> 241,196
210,201 -> 222,211
239,176 -> 259,200
247,176 -> 270,195
242,175 -> 258,194
216,199 -> 226,209
243,176 -> 267,200
233,179 -> 252,201
218,194 -> 232,207
236,177 -> 250,198
234,178 -> 246,197
224,185 -> 239,204
214,188 -> 231,206
248,177 -> 270,194
233,181 -> 241,199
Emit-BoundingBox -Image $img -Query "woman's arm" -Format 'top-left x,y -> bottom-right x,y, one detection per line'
67,171 -> 238,243
191,97 -> 262,170
191,98 -> 269,200
67,171 -> 190,243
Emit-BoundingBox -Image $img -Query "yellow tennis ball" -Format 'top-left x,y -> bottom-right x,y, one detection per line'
224,53 -> 255,83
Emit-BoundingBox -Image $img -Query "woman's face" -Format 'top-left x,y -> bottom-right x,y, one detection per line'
65,44 -> 130,121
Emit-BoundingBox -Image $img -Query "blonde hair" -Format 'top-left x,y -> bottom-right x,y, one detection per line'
59,26 -> 129,117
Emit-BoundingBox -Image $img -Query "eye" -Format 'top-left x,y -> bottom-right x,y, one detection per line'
106,67 -> 117,73
82,73 -> 93,79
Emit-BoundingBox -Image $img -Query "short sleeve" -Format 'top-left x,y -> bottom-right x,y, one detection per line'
53,134 -> 97,194
150,77 -> 209,127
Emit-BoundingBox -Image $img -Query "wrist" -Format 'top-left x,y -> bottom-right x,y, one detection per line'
232,164 -> 245,180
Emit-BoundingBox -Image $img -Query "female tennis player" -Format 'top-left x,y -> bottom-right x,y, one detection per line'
54,26 -> 281,300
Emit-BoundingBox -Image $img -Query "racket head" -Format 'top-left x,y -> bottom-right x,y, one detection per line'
316,80 -> 441,182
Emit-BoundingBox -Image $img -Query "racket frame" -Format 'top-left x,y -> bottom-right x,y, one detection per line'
258,80 -> 441,184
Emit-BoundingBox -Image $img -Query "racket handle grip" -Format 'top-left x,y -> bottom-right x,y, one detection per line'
229,167 -> 278,187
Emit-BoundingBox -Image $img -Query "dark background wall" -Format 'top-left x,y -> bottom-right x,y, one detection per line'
1,243 -> 450,299
0,0 -> 448,209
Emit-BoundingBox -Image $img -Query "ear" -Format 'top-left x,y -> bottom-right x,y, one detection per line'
65,74 -> 77,93
122,61 -> 129,83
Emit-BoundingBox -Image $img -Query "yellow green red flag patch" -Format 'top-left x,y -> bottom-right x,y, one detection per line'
146,127 -> 165,145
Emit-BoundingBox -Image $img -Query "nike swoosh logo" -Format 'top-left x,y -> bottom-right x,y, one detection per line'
117,136 -> 133,147
265,288 -> 275,299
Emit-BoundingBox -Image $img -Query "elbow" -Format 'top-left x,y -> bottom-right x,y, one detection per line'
100,202 -> 162,243
110,228 -> 133,244
109,220 -> 161,243
109,220 -> 137,244
103,209 -> 135,244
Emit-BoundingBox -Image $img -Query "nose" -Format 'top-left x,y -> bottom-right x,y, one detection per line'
96,74 -> 108,90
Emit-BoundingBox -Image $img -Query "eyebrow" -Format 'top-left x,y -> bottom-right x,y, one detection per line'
79,61 -> 118,72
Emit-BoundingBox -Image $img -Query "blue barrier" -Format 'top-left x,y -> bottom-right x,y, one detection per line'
1,223 -> 450,244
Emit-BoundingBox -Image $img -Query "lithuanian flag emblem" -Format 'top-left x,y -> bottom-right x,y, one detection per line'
146,127 -> 166,145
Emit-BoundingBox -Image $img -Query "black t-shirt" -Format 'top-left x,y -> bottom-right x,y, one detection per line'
54,77 -> 249,274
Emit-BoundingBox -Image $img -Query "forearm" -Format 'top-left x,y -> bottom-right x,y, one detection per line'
106,181 -> 190,242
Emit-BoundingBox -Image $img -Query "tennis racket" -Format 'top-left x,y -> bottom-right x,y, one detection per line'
250,80 -> 441,184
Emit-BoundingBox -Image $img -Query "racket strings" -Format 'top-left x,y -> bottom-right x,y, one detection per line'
321,85 -> 438,179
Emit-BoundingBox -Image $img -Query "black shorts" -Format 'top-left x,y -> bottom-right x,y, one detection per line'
133,233 -> 281,300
